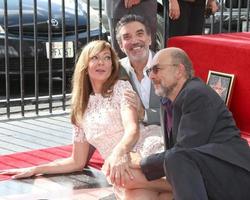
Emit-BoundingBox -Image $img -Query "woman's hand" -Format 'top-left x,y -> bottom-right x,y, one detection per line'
0,167 -> 37,179
102,151 -> 134,187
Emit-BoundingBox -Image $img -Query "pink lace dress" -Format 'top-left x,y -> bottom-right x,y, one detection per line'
73,80 -> 164,159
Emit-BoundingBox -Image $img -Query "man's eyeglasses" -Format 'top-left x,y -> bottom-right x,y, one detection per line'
146,63 -> 178,77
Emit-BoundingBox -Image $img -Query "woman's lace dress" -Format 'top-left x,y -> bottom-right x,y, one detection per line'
73,80 -> 164,159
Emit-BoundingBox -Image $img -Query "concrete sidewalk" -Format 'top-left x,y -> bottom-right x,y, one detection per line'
0,112 -> 116,200
0,112 -> 72,155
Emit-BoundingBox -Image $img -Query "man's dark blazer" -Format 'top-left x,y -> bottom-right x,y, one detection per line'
140,77 -> 250,180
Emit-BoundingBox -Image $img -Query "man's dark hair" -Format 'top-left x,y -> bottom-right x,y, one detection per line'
115,14 -> 151,44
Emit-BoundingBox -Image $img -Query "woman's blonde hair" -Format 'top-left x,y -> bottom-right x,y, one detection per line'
70,40 -> 120,126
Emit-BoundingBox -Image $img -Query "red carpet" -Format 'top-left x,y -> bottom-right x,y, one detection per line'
0,145 -> 104,181
241,131 -> 250,145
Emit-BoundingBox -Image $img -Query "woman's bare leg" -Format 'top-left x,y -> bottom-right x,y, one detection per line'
124,189 -> 158,200
122,168 -> 172,192
124,189 -> 173,200
110,167 -> 172,199
159,191 -> 173,200
106,152 -> 172,199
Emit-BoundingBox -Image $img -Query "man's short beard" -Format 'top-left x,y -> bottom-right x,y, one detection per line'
128,46 -> 148,62
155,82 -> 177,98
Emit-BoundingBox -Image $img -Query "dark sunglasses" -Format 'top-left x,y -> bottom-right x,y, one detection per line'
146,63 -> 178,77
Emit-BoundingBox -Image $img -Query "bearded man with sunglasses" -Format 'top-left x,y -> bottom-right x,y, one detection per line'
130,47 -> 250,200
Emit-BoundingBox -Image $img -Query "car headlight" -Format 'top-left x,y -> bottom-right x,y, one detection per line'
89,7 -> 106,33
78,1 -> 106,32
0,25 -> 5,34
89,8 -> 100,30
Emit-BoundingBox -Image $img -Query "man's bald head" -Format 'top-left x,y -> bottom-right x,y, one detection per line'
154,47 -> 194,79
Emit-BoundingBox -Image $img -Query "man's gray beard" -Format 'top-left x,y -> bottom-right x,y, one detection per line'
155,82 -> 177,98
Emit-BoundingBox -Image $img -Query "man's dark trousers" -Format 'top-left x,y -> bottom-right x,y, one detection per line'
164,149 -> 250,200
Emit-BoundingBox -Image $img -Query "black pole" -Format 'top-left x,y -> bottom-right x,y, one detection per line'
163,0 -> 169,47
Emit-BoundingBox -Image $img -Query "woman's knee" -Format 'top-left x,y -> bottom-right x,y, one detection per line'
124,189 -> 159,200
124,189 -> 173,200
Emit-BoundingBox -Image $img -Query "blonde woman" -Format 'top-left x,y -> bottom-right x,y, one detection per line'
0,40 -> 172,200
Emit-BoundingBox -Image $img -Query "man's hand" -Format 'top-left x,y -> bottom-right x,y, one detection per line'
169,0 -> 180,20
129,152 -> 142,169
124,0 -> 141,8
124,90 -> 145,121
208,0 -> 219,14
